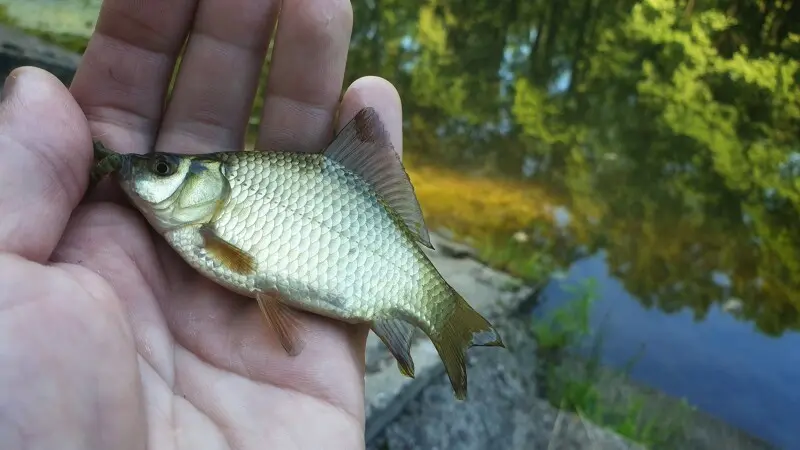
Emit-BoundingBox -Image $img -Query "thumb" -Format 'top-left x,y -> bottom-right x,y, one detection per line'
0,66 -> 93,262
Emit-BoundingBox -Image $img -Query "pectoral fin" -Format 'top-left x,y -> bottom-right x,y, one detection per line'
199,224 -> 256,275
372,318 -> 417,378
256,291 -> 306,356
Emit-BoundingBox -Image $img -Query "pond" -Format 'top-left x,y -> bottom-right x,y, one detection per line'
1,0 -> 798,448
537,252 -> 800,449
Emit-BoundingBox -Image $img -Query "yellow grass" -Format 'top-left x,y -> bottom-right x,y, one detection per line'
406,163 -> 554,242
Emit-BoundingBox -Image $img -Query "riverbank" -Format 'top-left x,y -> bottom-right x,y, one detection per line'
367,313 -> 644,450
564,358 -> 775,450
528,276 -> 775,448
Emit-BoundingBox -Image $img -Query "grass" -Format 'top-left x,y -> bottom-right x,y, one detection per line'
532,278 -> 695,448
407,164 -> 552,240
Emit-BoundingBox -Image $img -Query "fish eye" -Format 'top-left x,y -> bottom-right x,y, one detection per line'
150,155 -> 177,177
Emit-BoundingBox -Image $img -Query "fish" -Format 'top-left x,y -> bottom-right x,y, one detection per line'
95,107 -> 505,400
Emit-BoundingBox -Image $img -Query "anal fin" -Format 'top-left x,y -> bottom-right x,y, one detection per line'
256,291 -> 306,356
199,223 -> 256,275
372,318 -> 416,378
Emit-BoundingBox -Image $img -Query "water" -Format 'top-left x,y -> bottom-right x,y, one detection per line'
537,252 -> 800,448
0,0 -> 798,447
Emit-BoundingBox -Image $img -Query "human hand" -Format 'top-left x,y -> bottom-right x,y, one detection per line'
0,0 -> 402,448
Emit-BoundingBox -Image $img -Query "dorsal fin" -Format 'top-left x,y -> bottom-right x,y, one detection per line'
322,107 -> 433,249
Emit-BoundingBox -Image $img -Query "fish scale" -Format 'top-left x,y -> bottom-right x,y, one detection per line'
214,151 -> 435,320
104,107 -> 506,400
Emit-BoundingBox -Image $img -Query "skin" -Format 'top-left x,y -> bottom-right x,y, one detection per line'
0,0 -> 403,449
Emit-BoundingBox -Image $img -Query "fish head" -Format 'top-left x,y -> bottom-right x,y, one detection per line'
117,152 -> 229,232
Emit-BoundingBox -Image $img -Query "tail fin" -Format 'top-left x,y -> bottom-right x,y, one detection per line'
429,291 -> 505,400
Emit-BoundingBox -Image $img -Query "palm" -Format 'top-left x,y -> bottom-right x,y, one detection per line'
0,0 -> 402,448
53,201 -> 365,449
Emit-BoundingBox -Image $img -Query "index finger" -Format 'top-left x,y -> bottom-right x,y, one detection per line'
69,0 -> 198,154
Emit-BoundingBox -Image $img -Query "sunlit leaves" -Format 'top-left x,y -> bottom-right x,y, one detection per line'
513,78 -> 581,147
409,6 -> 469,117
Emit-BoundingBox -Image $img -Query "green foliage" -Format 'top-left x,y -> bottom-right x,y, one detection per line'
532,279 -> 596,353
626,0 -> 800,199
475,236 -> 554,283
509,0 -> 800,334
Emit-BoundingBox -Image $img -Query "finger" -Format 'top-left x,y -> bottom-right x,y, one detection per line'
336,76 -> 403,155
0,67 -> 93,262
156,0 -> 280,153
69,0 -> 198,154
255,0 -> 353,154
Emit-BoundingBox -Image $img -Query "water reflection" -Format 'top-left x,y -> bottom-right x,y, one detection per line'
346,0 -> 800,336
537,252 -> 800,449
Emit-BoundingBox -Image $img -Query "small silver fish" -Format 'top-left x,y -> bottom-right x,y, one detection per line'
101,107 -> 505,399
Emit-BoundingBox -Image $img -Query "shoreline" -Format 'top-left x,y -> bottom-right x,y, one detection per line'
545,354 -> 776,449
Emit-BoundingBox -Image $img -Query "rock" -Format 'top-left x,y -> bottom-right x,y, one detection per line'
368,315 -> 643,450
433,227 -> 456,240
722,297 -> 743,313
0,25 -> 80,85
429,232 -> 478,259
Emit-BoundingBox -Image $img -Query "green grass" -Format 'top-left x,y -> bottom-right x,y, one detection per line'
532,278 -> 695,448
472,235 -> 556,284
